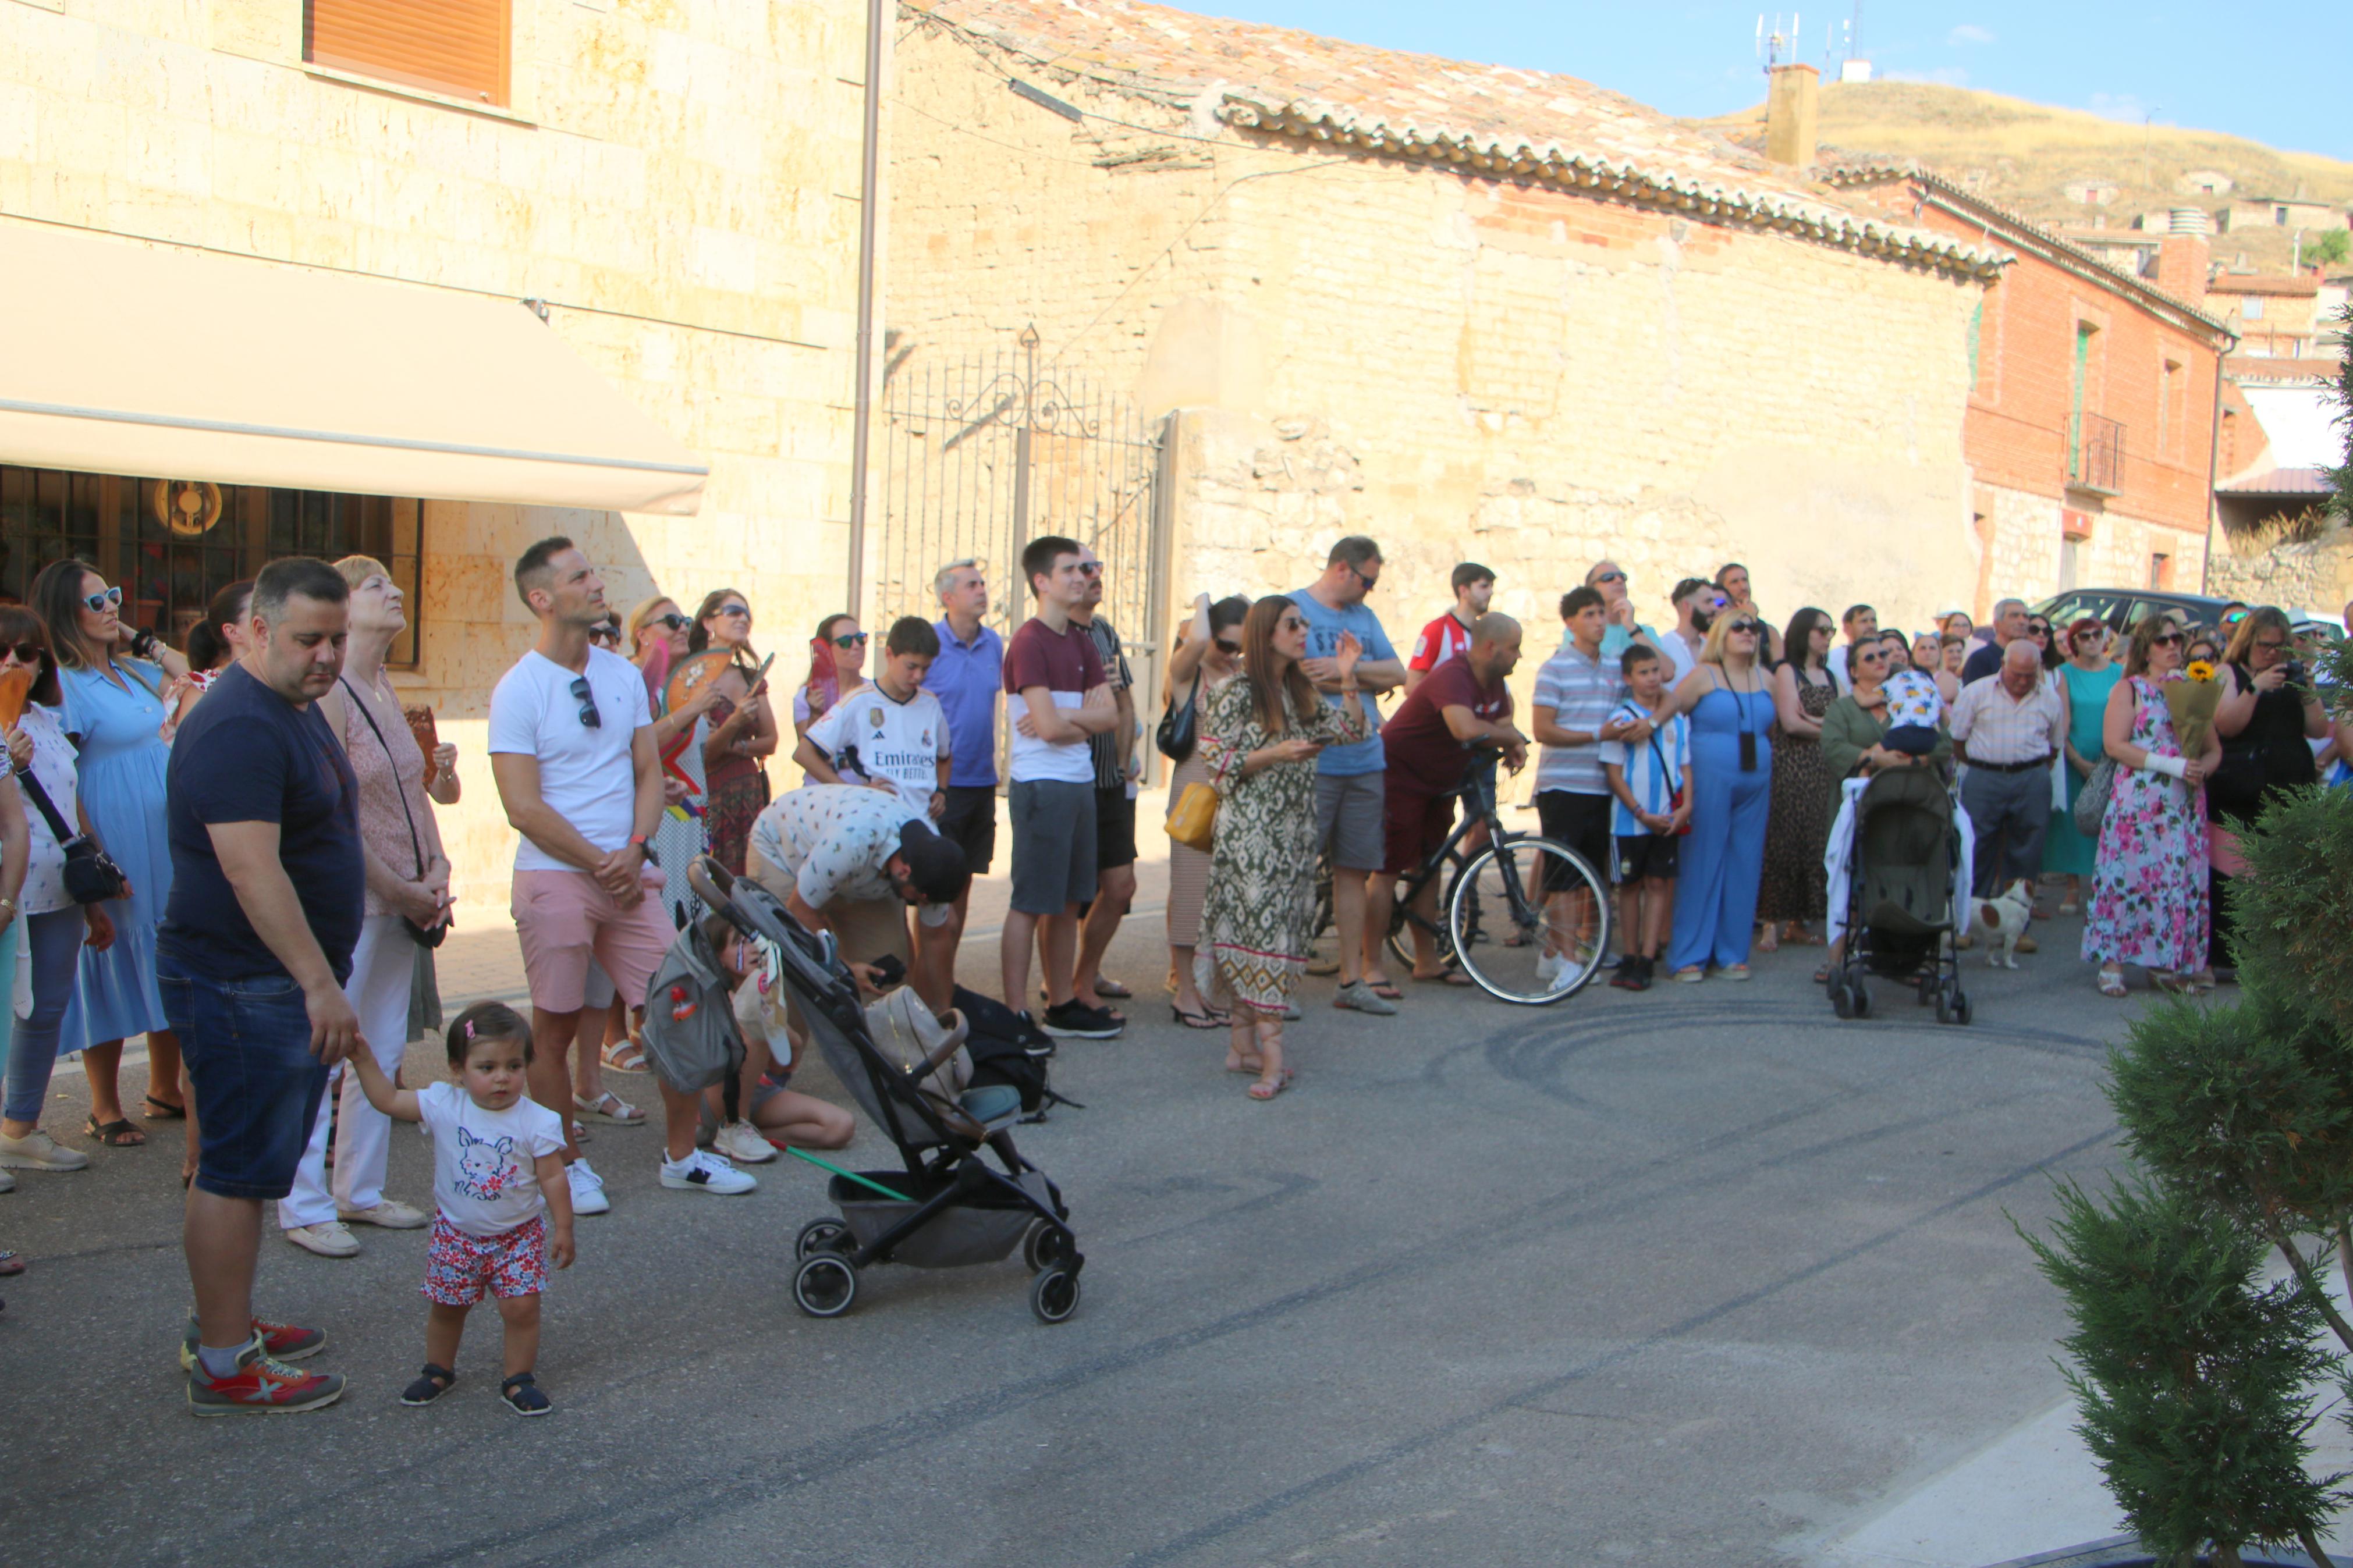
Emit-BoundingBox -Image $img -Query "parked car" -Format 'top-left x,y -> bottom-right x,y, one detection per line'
2032,588 -> 2234,635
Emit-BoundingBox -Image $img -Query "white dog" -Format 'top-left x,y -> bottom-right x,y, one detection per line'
1972,879 -> 2037,969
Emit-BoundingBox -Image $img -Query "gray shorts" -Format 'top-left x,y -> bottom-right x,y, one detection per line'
1315,771 -> 1386,872
1009,778 -> 1098,915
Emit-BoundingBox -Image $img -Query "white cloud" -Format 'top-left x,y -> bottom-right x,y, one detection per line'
1947,23 -> 1996,44
1885,66 -> 1972,87
2086,91 -> 2150,122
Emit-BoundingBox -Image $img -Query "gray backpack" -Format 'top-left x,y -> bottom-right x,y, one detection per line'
638,921 -> 746,1096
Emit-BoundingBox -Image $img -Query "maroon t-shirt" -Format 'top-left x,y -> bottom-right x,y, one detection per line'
1001,617 -> 1108,784
1382,658 -> 1511,794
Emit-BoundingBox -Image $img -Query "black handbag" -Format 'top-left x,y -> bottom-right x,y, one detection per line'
12,763 -> 127,905
339,677 -> 451,950
1156,677 -> 1199,763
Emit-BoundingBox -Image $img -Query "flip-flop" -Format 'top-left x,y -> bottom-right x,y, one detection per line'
1173,1005 -> 1227,1030
1247,1068 -> 1296,1101
1416,968 -> 1474,988
1094,978 -> 1133,999
1368,981 -> 1403,1001
142,1094 -> 187,1121
84,1116 -> 144,1147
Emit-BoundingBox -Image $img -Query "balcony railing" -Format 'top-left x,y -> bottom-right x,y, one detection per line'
2070,412 -> 2124,494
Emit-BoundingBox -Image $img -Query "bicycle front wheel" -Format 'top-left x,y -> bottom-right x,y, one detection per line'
1447,835 -> 1610,1004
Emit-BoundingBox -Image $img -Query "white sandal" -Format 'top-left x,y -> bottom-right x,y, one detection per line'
573,1090 -> 645,1126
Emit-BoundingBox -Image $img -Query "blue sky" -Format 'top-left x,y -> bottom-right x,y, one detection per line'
1190,1 -> 2353,162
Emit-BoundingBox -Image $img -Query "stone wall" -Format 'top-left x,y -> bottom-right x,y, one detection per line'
2203,525 -> 2353,614
887,20 -> 1988,667
1,0 -> 869,912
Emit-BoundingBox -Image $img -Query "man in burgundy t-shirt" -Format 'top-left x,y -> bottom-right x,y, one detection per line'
1374,614 -> 1528,980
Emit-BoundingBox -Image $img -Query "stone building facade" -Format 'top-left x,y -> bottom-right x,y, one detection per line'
1,0 -> 869,911
883,0 -> 2003,700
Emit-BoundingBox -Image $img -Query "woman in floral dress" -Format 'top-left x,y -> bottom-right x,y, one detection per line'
1195,598 -> 1363,1101
2084,617 -> 2220,997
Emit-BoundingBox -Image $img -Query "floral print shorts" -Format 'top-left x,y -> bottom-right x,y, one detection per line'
423,1213 -> 548,1306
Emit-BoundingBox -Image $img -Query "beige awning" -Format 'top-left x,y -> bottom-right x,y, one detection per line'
0,222 -> 708,514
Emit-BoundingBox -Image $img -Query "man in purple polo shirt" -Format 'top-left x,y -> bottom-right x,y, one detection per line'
921,557 -> 1002,989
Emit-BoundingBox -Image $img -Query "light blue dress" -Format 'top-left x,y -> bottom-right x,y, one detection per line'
58,659 -> 174,1047
1667,681 -> 1776,973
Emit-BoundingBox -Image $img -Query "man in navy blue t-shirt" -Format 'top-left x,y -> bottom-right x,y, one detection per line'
162,556 -> 364,1416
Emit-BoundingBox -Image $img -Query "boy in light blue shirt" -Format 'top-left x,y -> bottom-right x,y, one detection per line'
1597,644 -> 1691,991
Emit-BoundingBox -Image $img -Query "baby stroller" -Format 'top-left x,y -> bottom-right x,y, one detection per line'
684,859 -> 1085,1325
1826,767 -> 1972,1026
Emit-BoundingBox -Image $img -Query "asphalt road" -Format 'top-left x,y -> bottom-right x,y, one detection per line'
0,908 -> 2145,1567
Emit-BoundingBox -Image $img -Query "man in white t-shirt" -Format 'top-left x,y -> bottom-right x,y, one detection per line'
488,537 -> 755,1209
793,616 -> 950,820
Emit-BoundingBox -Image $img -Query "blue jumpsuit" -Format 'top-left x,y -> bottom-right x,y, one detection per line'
1666,682 -> 1774,972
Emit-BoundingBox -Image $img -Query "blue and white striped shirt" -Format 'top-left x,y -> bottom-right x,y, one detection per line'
1596,701 -> 1690,837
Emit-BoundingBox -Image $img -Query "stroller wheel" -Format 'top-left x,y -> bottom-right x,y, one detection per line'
1934,990 -> 1951,1025
1952,991 -> 1973,1027
1830,982 -> 1853,1021
1030,1265 -> 1082,1324
796,1218 -> 851,1261
792,1253 -> 859,1318
1851,982 -> 1872,1019
1022,1219 -> 1073,1275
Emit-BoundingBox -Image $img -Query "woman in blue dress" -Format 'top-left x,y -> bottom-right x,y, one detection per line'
1657,613 -> 1776,982
32,560 -> 191,1149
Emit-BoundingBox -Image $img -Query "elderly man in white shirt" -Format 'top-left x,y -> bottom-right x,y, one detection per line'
1949,639 -> 2067,919
746,783 -> 968,1008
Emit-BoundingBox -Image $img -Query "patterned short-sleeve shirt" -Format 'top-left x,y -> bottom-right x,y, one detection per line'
748,784 -> 950,926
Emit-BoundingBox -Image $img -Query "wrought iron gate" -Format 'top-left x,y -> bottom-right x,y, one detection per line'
869,328 -> 1172,779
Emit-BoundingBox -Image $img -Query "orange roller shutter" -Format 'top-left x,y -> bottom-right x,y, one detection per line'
306,0 -> 510,106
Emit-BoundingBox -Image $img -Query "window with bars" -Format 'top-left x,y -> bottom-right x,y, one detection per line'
0,466 -> 424,668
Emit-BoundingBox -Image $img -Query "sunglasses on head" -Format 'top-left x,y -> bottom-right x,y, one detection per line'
831,631 -> 869,649
570,675 -> 601,729
81,585 -> 123,613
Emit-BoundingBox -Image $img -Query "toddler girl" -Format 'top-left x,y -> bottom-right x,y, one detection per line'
350,1001 -> 574,1416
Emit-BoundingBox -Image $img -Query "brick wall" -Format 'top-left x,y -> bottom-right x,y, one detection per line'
887,27 -> 1986,661
0,0 -> 868,911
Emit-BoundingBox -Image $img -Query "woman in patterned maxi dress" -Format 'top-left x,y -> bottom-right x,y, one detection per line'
2084,618 -> 2220,997
1195,598 -> 1364,1101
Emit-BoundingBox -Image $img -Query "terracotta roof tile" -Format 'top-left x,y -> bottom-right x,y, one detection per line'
910,0 -> 2003,279
2207,273 -> 2323,297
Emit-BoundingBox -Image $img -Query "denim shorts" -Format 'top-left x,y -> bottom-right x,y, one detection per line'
159,955 -> 329,1202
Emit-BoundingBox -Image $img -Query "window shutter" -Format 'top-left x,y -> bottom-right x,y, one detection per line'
306,0 -> 510,106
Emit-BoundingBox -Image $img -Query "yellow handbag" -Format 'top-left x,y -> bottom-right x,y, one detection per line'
1166,781 -> 1219,852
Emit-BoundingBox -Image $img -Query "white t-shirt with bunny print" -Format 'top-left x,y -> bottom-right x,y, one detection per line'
416,1081 -> 567,1238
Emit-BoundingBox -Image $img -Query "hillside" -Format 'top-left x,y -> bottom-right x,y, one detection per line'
1699,81 -> 2353,273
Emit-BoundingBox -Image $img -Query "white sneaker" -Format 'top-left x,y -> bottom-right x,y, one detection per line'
338,1198 -> 428,1229
659,1149 -> 758,1196
283,1220 -> 359,1258
711,1122 -> 777,1164
0,1128 -> 91,1172
566,1158 -> 612,1216
1532,951 -> 1566,991
0,1165 -> 15,1193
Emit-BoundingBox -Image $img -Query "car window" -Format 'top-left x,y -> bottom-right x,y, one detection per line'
2128,599 -> 2181,631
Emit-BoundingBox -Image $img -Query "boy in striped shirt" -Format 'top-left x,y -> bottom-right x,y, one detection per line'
1597,645 -> 1692,991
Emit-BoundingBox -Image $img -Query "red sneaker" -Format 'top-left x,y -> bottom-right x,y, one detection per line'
179,1313 -> 325,1370
186,1338 -> 345,1417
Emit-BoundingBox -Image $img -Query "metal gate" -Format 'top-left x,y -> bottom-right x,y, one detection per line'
869,328 -> 1172,779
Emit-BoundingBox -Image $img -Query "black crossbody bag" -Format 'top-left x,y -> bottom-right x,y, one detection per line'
12,760 -> 129,905
339,677 -> 452,949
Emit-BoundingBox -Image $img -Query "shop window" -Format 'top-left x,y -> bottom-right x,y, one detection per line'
0,466 -> 424,669
306,0 -> 510,106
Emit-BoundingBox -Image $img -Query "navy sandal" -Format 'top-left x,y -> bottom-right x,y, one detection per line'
400,1364 -> 457,1406
501,1371 -> 552,1417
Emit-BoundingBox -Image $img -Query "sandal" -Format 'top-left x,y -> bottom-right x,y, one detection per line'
1247,1068 -> 1296,1101
401,1363 -> 457,1406
573,1090 -> 644,1126
1093,977 -> 1133,999
501,1371 -> 552,1417
1223,1052 -> 1265,1075
600,1041 -> 647,1075
84,1116 -> 145,1147
1172,1005 -> 1227,1030
1414,966 -> 1474,987
0,1250 -> 23,1277
1755,931 -> 1779,954
1813,962 -> 1833,984
142,1094 -> 187,1121
2098,968 -> 2128,998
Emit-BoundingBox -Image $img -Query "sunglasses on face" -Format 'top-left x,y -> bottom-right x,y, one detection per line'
81,585 -> 123,613
3,642 -> 44,664
1213,639 -> 1242,655
2153,632 -> 2185,647
2029,624 -> 2050,637
1727,620 -> 1759,634
651,612 -> 688,631
1855,650 -> 1886,664
570,676 -> 601,729
831,632 -> 869,649
588,625 -> 620,643
1593,571 -> 1627,585
1277,615 -> 1306,633
1075,561 -> 1103,578
2255,638 -> 2289,652
2224,611 -> 2248,625
716,603 -> 751,620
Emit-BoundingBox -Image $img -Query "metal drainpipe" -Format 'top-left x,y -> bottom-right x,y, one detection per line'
2199,344 -> 2228,595
845,0 -> 886,620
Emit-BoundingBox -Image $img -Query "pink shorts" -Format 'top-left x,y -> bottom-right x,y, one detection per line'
424,1213 -> 548,1306
511,869 -> 673,1014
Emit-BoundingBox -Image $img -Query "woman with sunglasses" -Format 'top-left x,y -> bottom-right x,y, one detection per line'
793,612 -> 868,738
2044,617 -> 2118,914
2084,618 -> 2220,997
688,589 -> 777,875
1817,637 -> 1953,983
1196,599 -> 1364,1099
2205,606 -> 2328,977
1651,612 -> 1775,982
627,595 -> 722,912
1754,608 -> 1837,952
0,607 -> 108,1182
29,560 -> 191,1149
1162,592 -> 1250,1029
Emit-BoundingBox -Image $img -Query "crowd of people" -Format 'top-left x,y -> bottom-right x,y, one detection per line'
0,528 -> 2347,1413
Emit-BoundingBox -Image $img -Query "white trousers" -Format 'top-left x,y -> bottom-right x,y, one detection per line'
278,915 -> 417,1229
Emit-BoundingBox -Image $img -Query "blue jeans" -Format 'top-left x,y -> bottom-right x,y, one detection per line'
5,909 -> 84,1125
158,954 -> 326,1201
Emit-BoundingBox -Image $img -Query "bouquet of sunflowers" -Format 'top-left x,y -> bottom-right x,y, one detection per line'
2166,659 -> 2222,758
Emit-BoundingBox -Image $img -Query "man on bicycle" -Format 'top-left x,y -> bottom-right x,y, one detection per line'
1371,613 -> 1528,988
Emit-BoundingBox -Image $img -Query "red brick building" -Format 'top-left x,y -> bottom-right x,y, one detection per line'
1833,170 -> 2236,608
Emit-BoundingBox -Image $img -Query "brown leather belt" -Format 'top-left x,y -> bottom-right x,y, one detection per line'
1967,754 -> 2053,774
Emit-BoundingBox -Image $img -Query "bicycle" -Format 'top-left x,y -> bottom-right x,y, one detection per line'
1381,753 -> 1613,1005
